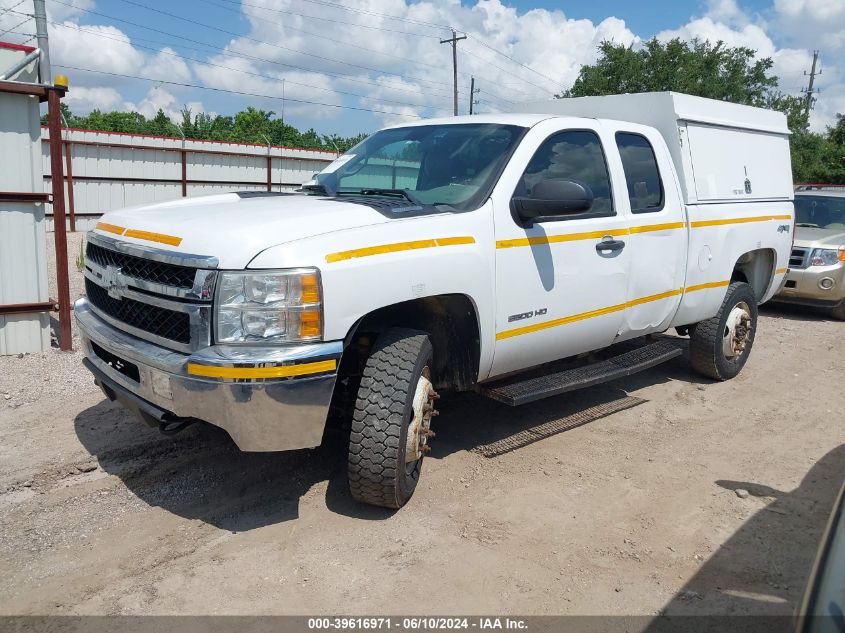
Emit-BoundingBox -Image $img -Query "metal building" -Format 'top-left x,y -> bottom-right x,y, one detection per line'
0,42 -> 51,354
41,129 -> 336,231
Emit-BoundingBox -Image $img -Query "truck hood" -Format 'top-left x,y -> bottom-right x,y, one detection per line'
96,192 -> 390,268
793,226 -> 845,249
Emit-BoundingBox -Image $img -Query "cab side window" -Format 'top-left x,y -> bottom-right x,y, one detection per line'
518,130 -> 614,217
616,132 -> 664,213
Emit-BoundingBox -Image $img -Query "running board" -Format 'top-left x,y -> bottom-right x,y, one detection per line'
480,340 -> 683,407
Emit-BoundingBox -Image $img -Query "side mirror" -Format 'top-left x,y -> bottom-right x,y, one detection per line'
512,179 -> 594,225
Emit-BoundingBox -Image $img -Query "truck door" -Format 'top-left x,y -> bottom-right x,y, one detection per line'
490,121 -> 632,378
610,127 -> 687,338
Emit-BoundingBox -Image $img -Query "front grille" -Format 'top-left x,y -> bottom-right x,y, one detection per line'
790,247 -> 809,269
85,278 -> 190,344
86,242 -> 197,289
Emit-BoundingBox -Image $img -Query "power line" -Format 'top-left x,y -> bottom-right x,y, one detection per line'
1,0 -> 27,15
43,15 -> 458,101
88,0 -> 454,92
465,34 -> 560,87
211,0 -> 435,39
292,0 -> 452,32
803,50 -> 821,113
202,0 -> 543,102
54,64 -> 423,118
198,0 -> 449,74
0,16 -> 31,38
49,21 -> 442,112
460,42 -> 556,95
440,29 -> 466,116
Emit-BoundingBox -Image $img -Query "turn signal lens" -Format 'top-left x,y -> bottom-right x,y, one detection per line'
839,246 -> 845,262
298,309 -> 322,338
300,273 -> 320,304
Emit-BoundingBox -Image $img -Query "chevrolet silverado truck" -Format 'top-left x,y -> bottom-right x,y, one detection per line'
774,185 -> 845,319
76,92 -> 794,509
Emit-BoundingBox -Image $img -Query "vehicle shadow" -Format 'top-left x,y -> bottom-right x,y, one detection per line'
73,338 -> 704,529
74,399 -> 348,531
644,443 -> 845,630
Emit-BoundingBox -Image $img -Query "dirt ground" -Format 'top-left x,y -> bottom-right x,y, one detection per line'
0,233 -> 843,618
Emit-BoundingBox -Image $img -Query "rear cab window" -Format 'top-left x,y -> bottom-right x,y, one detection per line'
615,132 -> 664,214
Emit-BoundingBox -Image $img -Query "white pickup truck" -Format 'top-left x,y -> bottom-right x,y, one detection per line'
76,92 -> 794,508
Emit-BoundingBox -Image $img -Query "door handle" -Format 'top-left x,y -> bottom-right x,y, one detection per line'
596,237 -> 625,253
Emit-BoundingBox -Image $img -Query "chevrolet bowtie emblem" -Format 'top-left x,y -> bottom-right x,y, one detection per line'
102,265 -> 126,300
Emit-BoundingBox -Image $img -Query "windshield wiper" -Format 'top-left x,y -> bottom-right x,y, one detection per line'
795,223 -> 819,228
342,188 -> 424,206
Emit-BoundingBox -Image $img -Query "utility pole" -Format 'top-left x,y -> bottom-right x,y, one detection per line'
468,76 -> 480,114
440,29 -> 466,116
803,50 -> 821,113
32,0 -> 51,83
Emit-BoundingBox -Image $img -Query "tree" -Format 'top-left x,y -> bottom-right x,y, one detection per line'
563,38 -> 778,105
41,103 -> 368,153
231,106 -> 274,144
563,38 -> 843,183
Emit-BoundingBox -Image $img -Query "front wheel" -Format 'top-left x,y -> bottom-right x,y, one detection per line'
831,300 -> 845,321
347,328 -> 438,509
690,281 -> 758,381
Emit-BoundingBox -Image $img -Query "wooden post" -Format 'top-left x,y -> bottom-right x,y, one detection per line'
47,88 -> 72,351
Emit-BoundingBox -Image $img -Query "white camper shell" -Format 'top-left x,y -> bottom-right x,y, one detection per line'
514,91 -> 793,204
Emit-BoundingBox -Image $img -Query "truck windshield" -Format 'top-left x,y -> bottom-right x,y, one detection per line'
312,123 -> 525,211
794,195 -> 845,230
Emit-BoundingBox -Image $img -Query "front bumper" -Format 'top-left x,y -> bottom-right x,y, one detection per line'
774,262 -> 845,308
75,298 -> 342,452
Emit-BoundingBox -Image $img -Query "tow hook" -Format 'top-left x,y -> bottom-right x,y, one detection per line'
159,417 -> 198,436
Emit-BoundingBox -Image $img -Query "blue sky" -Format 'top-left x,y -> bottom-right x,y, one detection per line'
2,0 -> 842,136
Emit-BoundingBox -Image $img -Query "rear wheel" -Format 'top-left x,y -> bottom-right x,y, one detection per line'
690,282 -> 758,381
347,328 -> 438,509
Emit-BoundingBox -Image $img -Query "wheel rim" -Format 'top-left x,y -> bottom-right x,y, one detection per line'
722,301 -> 753,359
405,366 -> 439,467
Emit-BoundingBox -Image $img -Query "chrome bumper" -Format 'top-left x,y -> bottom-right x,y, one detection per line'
75,298 -> 342,452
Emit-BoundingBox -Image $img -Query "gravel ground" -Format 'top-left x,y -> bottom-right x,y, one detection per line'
0,233 -> 95,411
0,234 -> 843,619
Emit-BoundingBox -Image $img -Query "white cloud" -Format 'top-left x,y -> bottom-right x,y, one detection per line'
3,0 -> 841,135
773,0 -> 845,50
63,86 -> 123,112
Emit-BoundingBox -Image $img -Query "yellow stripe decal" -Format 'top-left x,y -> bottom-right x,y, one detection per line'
95,222 -> 126,236
123,228 -> 183,247
496,228 -> 629,250
497,215 -> 791,250
496,281 -> 732,340
689,214 -> 792,228
326,236 -> 475,263
187,358 -> 337,380
496,288 -> 685,341
627,221 -> 687,234
776,267 -> 788,274
685,280 -> 731,293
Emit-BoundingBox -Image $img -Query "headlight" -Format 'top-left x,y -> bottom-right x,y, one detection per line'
215,269 -> 322,344
809,247 -> 845,267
